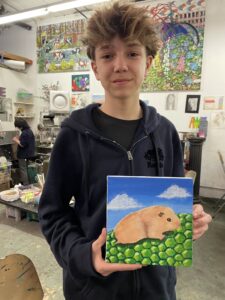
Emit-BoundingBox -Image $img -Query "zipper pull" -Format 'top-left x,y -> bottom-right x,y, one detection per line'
127,151 -> 133,160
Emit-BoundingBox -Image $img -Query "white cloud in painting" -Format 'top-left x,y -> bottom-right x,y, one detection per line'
157,185 -> 191,199
108,193 -> 143,210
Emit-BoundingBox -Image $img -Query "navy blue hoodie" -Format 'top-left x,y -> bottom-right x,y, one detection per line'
38,101 -> 184,300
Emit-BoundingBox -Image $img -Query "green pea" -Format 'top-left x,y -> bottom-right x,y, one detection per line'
151,254 -> 159,263
134,252 -> 143,262
175,233 -> 186,244
117,252 -> 125,260
125,258 -> 136,264
124,248 -> 135,258
174,244 -> 184,254
142,241 -> 151,248
166,248 -> 175,257
109,256 -> 118,263
110,247 -> 118,255
165,238 -> 176,248
184,230 -> 192,239
141,249 -> 151,258
182,250 -> 192,259
142,258 -> 151,265
167,257 -> 175,266
184,239 -> 192,250
183,259 -> 192,267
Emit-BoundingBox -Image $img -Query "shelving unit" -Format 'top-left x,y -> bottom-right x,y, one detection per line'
14,90 -> 35,119
0,51 -> 33,72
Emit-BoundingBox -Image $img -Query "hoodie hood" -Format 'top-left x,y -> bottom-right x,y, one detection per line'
61,100 -> 161,136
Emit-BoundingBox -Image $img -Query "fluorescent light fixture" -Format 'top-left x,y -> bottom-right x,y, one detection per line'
0,0 -> 110,25
0,8 -> 48,25
49,0 -> 109,13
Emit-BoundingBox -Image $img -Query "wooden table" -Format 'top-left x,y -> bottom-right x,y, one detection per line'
0,197 -> 38,221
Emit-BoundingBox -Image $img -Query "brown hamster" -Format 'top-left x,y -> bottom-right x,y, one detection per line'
114,205 -> 180,244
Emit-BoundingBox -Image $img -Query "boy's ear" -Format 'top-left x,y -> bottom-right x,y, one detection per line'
91,61 -> 100,81
145,55 -> 153,77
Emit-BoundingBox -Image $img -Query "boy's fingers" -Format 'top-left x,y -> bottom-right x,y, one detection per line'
92,228 -> 107,250
193,204 -> 204,218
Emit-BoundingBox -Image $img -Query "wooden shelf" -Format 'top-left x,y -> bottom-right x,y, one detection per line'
0,51 -> 32,65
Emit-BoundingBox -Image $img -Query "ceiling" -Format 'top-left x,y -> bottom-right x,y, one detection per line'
0,0 -> 121,22
0,0 -> 146,32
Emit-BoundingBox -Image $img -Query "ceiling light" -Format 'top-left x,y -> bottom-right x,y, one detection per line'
49,0 -> 109,13
0,8 -> 48,25
0,0 -> 110,25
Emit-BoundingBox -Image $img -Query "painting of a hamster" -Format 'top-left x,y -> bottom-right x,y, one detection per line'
114,205 -> 180,244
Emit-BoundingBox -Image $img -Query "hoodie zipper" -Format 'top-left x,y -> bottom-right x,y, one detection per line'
85,130 -> 149,298
85,130 -> 149,175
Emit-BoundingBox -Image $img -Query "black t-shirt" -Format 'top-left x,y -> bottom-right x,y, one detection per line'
92,108 -> 141,150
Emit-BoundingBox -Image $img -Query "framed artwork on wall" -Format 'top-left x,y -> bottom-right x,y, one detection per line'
185,95 -> 200,113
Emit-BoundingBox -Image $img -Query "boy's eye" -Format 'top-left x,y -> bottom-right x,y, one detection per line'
128,52 -> 139,57
101,54 -> 113,60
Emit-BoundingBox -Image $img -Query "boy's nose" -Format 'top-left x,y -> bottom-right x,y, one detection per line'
113,56 -> 128,72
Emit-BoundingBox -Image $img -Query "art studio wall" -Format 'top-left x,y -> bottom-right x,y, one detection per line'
0,0 -> 224,198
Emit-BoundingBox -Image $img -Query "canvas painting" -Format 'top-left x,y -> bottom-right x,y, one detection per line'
71,93 -> 91,110
37,19 -> 90,73
72,74 -> 90,92
203,96 -> 224,110
142,0 -> 206,92
106,176 -> 193,267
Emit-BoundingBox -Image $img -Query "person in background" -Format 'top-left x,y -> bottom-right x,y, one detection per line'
12,118 -> 35,185
38,2 -> 212,300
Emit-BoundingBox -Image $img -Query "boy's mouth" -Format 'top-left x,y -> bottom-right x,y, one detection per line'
113,79 -> 131,84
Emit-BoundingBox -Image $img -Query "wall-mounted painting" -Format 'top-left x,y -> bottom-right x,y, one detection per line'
165,93 -> 178,110
71,93 -> 91,110
185,95 -> 200,113
37,19 -> 90,73
203,96 -> 224,110
142,0 -> 206,92
72,74 -> 90,92
106,176 -> 193,267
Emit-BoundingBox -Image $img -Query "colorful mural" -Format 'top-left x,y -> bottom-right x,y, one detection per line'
37,19 -> 90,73
142,0 -> 206,92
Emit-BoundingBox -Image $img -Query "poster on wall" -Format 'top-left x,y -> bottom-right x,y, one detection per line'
92,95 -> 105,104
142,0 -> 206,92
211,112 -> 225,129
203,96 -> 224,110
37,19 -> 90,73
71,93 -> 91,110
72,74 -> 90,92
165,93 -> 178,110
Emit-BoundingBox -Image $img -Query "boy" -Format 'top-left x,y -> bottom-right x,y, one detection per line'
38,2 -> 212,299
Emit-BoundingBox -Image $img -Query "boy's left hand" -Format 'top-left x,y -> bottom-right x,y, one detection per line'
193,204 -> 212,240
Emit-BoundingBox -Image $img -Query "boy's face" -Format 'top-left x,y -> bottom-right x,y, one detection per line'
91,36 -> 153,101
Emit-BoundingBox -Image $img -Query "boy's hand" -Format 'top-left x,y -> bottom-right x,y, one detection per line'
193,204 -> 212,240
92,228 -> 142,277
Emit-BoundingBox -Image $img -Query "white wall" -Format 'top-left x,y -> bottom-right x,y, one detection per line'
0,23 -> 37,131
0,0 -> 224,198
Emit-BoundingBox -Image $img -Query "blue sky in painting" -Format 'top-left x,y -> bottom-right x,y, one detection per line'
106,176 -> 193,231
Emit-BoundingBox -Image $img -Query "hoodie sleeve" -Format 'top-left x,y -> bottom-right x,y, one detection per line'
172,127 -> 185,177
38,127 -> 102,280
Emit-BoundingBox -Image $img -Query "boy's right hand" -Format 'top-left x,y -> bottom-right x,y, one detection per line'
92,228 -> 142,277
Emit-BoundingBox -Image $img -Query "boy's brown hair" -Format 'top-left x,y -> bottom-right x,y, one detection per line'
82,1 -> 161,60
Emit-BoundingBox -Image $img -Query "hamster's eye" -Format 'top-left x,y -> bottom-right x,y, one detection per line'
159,212 -> 164,217
167,218 -> 172,222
